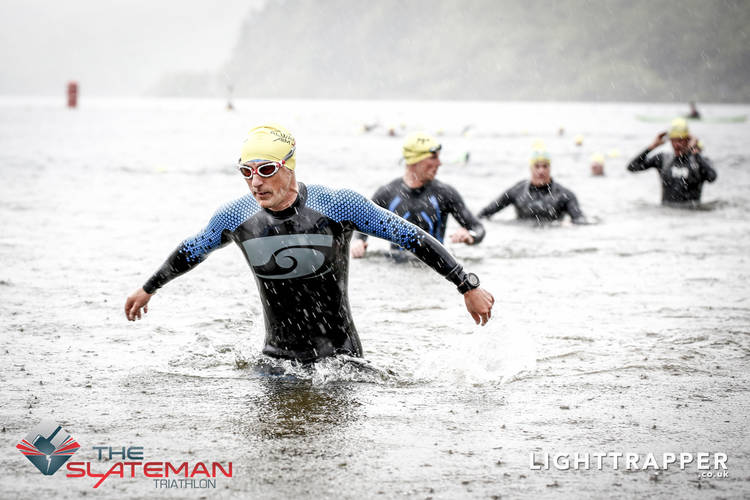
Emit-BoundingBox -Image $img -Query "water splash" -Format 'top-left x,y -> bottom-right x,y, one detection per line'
412,325 -> 537,385
238,352 -> 402,386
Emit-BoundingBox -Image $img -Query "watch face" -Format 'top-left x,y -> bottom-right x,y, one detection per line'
467,273 -> 480,287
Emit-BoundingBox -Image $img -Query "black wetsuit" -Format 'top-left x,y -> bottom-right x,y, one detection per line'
477,179 -> 584,223
357,178 -> 485,250
627,149 -> 717,204
142,183 -> 471,362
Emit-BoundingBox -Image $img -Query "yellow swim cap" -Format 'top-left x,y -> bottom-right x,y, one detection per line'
403,132 -> 441,165
240,123 -> 297,170
590,153 -> 605,165
529,149 -> 551,165
668,118 -> 689,139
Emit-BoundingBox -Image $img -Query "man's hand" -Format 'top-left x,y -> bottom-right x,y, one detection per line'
449,227 -> 475,245
649,131 -> 668,150
350,239 -> 368,258
464,287 -> 494,326
125,288 -> 153,321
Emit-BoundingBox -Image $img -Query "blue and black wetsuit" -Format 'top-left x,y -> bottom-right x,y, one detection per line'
356,178 -> 485,251
142,183 -> 471,362
626,149 -> 717,204
478,179 -> 585,223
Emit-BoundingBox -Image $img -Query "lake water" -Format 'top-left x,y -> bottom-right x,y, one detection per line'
1,97 -> 749,498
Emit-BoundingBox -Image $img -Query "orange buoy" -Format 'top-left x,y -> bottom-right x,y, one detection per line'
67,81 -> 78,108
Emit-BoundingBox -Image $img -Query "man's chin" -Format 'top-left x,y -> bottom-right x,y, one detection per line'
253,193 -> 274,207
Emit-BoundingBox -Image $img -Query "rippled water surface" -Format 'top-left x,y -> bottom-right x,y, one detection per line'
1,98 -> 749,499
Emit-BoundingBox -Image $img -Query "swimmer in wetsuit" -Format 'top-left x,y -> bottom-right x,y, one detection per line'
351,132 -> 485,259
627,118 -> 716,205
477,149 -> 586,224
124,124 -> 494,362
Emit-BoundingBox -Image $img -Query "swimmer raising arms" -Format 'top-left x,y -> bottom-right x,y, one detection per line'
627,118 -> 716,205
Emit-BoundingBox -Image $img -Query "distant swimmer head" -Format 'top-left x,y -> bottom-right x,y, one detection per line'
403,132 -> 442,166
668,118 -> 690,139
529,149 -> 551,186
574,134 -> 584,146
590,152 -> 605,176
240,123 -> 297,170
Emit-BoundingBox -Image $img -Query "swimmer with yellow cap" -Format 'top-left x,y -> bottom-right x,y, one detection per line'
476,146 -> 587,223
626,118 -> 717,204
350,131 -> 486,259
124,122 -> 497,357
238,123 -> 299,210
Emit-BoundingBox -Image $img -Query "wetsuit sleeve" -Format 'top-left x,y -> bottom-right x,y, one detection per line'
333,189 -> 469,288
444,185 -> 485,244
356,186 -> 389,242
142,199 -> 254,293
696,154 -> 717,182
627,149 -> 662,172
477,188 -> 514,219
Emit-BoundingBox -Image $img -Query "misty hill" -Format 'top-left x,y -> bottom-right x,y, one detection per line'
153,0 -> 750,102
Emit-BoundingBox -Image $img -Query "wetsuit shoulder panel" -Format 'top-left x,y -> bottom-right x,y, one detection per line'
142,194 -> 260,293
305,184 -> 466,284
306,184 -> 420,250
182,195 -> 261,261
371,178 -> 402,208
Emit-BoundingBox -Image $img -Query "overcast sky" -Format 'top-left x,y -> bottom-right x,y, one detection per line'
0,0 -> 263,96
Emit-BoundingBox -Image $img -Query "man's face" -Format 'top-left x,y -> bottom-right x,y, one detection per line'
412,153 -> 441,184
530,161 -> 551,186
670,137 -> 690,156
245,162 -> 297,210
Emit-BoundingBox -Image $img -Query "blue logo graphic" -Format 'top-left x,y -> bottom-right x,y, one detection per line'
17,419 -> 80,475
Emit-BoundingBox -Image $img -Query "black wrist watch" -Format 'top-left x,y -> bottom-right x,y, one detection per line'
457,272 -> 480,294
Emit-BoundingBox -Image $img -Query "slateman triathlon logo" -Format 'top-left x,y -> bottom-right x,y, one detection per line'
242,234 -> 334,279
16,419 -> 80,475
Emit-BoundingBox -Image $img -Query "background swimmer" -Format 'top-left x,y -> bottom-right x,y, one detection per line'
626,118 -> 716,205
478,149 -> 586,224
351,132 -> 485,259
